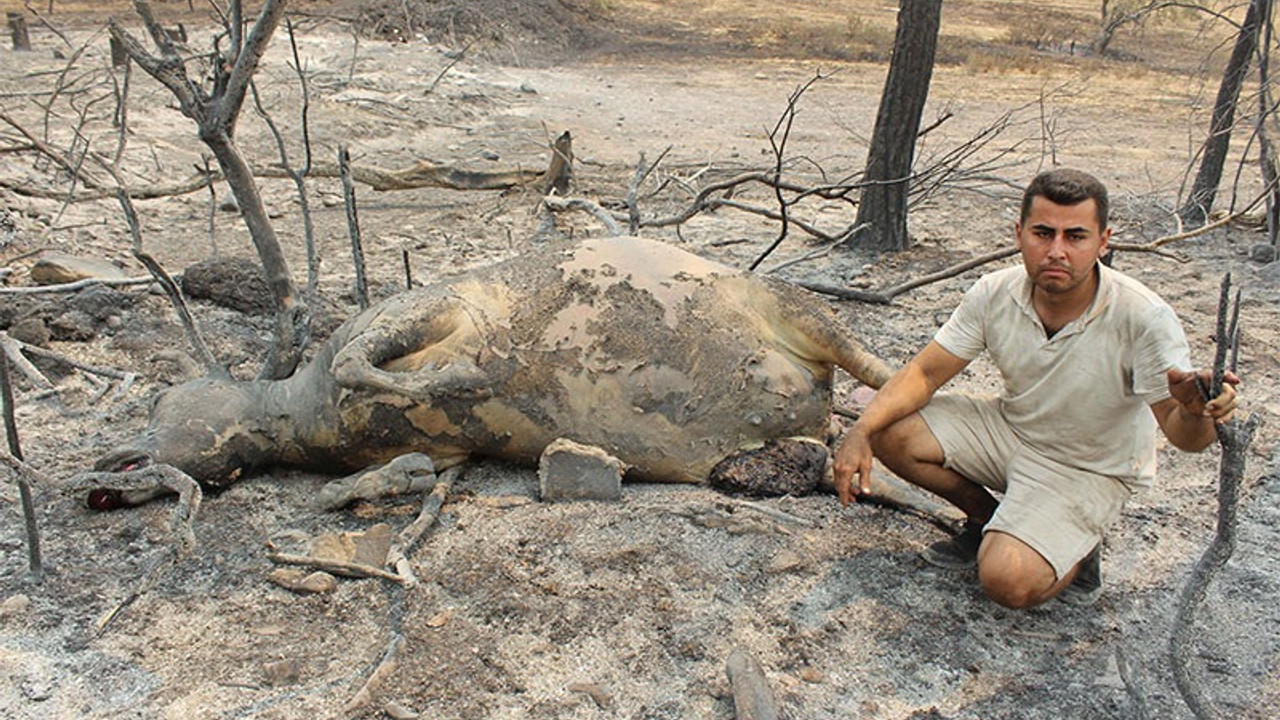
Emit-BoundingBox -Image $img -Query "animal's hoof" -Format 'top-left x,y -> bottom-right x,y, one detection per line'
315,453 -> 436,510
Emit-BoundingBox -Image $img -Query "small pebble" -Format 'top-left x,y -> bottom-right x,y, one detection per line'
384,700 -> 420,719
1,594 -> 31,619
262,658 -> 300,687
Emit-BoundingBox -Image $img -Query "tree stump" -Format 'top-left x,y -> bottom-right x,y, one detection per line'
8,12 -> 31,52
110,36 -> 128,67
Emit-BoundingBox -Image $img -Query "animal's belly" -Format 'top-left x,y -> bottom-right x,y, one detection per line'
332,354 -> 833,483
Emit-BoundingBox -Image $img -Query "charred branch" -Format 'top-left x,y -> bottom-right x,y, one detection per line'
1169,274 -> 1259,720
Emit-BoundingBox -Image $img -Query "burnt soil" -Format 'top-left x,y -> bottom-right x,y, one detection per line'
2,2 -> 1279,719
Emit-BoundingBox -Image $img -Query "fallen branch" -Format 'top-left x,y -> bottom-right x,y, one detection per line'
386,470 -> 456,586
0,332 -> 53,389
344,633 -> 405,714
266,551 -> 407,584
542,196 -> 623,236
800,247 -> 1019,304
0,276 -> 154,295
800,208 -> 1254,306
725,647 -> 779,720
10,333 -> 136,384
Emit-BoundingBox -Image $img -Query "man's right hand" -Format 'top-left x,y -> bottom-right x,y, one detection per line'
833,425 -> 874,507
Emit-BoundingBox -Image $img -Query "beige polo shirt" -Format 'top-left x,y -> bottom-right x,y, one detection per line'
934,263 -> 1192,489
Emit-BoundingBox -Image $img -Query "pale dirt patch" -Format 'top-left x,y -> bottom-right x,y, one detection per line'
1,3 -> 1278,720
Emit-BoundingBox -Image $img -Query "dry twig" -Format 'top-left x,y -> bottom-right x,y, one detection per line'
344,633 -> 405,713
266,552 -> 406,584
386,470 -> 456,586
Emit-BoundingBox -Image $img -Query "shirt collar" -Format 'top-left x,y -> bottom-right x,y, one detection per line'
1013,261 -> 1114,334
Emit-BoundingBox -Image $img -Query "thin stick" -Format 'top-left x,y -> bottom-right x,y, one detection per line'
0,276 -> 154,295
732,499 -> 817,529
386,472 -> 456,586
1169,274 -> 1259,720
266,552 -> 406,584
344,633 -> 405,713
339,144 -> 369,310
1,360 -> 43,579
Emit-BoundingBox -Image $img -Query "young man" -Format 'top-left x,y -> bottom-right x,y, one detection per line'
833,168 -> 1240,609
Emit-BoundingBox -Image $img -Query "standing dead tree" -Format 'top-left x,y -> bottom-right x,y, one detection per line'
1093,1 -> 1183,56
1180,0 -> 1270,227
107,0 -> 308,380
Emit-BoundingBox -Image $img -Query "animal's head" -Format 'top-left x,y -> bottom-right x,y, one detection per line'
96,376 -> 275,491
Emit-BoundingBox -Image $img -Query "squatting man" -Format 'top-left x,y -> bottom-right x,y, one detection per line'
833,168 -> 1240,609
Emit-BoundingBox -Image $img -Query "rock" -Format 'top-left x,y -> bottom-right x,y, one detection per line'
1250,242 -> 1277,263
69,285 -> 134,321
384,700 -> 420,720
180,256 -> 275,315
767,550 -> 804,574
308,523 -> 393,572
0,594 -> 31,619
799,666 -> 825,684
269,568 -> 339,594
538,438 -> 625,501
29,252 -> 128,285
8,317 -> 49,347
301,568 -> 344,592
47,309 -> 96,341
261,658 -> 300,686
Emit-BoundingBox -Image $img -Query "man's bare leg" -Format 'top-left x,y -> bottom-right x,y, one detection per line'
870,412 -> 998,525
978,531 -> 1079,608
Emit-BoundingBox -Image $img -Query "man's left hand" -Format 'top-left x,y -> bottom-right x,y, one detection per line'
1166,368 -> 1240,424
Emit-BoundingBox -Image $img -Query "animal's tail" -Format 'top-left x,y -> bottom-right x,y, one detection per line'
833,342 -> 895,389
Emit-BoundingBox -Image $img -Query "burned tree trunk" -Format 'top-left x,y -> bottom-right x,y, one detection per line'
8,11 -> 31,51
852,0 -> 943,252
108,0 -> 306,379
1180,0 -> 1269,227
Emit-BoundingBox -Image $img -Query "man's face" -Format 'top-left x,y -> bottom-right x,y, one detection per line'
1016,196 -> 1110,296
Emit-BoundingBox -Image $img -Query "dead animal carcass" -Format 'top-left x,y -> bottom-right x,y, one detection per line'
91,236 -> 893,506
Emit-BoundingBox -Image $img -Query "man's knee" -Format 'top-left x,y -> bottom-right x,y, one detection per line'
869,414 -> 933,465
978,563 -> 1053,609
977,532 -> 1059,609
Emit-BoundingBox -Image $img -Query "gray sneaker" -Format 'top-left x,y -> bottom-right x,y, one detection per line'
1059,545 -> 1102,606
921,522 -> 984,570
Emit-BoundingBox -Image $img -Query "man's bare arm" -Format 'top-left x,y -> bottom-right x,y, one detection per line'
833,341 -> 970,506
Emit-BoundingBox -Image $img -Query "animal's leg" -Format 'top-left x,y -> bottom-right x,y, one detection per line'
73,463 -> 203,557
314,452 -> 438,510
330,297 -> 494,401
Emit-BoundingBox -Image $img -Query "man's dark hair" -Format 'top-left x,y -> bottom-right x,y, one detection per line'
1020,168 -> 1109,229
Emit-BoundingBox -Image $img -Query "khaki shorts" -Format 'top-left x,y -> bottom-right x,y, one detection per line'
919,393 -> 1131,579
